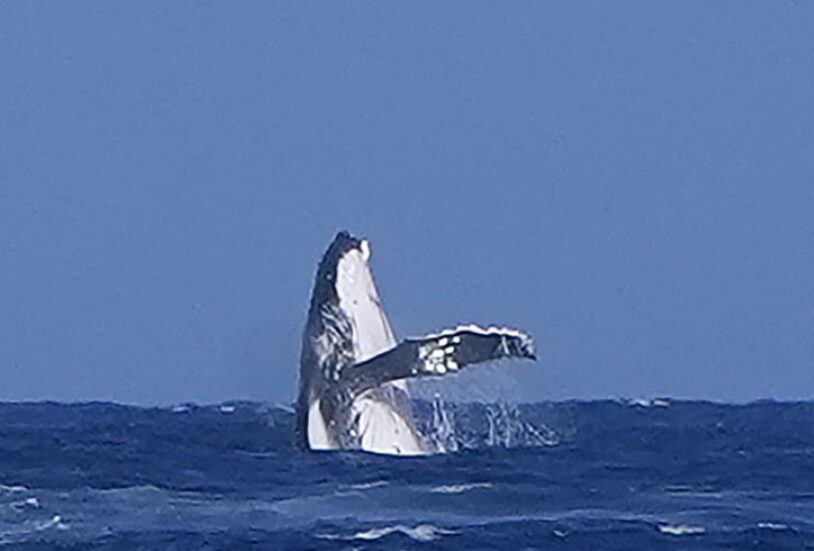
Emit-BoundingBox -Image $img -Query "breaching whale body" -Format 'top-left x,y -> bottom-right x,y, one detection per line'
296,231 -> 536,455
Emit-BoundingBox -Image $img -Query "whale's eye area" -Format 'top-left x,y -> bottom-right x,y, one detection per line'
360,240 -> 371,261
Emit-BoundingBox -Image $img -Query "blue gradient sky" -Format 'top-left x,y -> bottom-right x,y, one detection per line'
2,3 -> 813,405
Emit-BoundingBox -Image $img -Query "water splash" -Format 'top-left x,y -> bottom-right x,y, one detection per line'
418,398 -> 559,451
425,394 -> 459,453
485,403 -> 559,448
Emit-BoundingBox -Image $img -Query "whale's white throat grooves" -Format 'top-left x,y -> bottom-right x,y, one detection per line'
311,241 -> 424,454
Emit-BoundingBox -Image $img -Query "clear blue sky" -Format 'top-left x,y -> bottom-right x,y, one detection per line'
2,2 -> 813,405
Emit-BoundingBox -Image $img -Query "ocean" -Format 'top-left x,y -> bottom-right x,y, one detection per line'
1,399 -> 812,549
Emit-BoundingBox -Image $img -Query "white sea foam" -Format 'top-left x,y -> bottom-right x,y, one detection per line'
0,484 -> 28,493
429,482 -> 492,494
96,484 -> 165,496
758,522 -> 789,530
318,524 -> 458,542
36,514 -> 68,531
9,496 -> 40,510
348,480 -> 390,490
629,398 -> 670,408
658,523 -> 705,536
219,405 -> 235,413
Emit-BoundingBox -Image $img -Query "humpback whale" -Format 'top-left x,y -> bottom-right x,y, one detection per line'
296,231 -> 536,455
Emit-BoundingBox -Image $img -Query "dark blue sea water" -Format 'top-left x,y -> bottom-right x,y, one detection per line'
1,399 -> 813,549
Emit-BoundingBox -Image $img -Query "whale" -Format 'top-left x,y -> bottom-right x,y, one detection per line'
295,231 -> 536,455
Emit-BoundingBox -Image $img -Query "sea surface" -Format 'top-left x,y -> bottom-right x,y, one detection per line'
1,399 -> 813,549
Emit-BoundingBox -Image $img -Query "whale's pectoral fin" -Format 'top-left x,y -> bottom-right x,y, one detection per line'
342,325 -> 536,396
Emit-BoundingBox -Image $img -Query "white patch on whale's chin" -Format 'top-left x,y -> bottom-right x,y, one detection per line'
336,247 -> 397,362
307,399 -> 333,450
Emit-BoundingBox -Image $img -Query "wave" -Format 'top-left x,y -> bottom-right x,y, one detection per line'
8,496 -> 40,510
35,514 -> 68,532
4,399 -> 814,461
0,484 -> 29,493
657,524 -> 706,536
348,480 -> 390,490
318,523 -> 459,542
429,482 -> 492,494
758,522 -> 790,531
0,514 -> 68,545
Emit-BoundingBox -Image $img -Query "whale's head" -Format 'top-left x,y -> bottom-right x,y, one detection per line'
312,232 -> 370,306
309,231 -> 395,364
